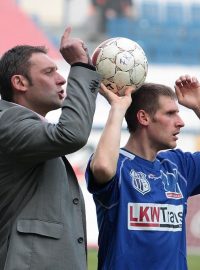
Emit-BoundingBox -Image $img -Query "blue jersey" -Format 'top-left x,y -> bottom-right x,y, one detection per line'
85,148 -> 200,270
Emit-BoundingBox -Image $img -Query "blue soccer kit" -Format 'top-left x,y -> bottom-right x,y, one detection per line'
85,148 -> 200,270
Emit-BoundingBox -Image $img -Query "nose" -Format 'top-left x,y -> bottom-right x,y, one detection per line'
56,72 -> 66,85
176,115 -> 185,128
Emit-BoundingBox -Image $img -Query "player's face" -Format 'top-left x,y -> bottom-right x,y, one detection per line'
147,96 -> 184,151
25,53 -> 66,116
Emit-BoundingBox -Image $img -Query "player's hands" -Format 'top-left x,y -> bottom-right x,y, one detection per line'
100,83 -> 134,112
175,75 -> 200,112
60,26 -> 92,65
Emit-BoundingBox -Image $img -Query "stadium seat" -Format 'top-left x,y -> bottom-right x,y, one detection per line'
189,3 -> 200,27
106,18 -> 139,40
139,1 -> 161,26
160,2 -> 186,48
163,2 -> 186,27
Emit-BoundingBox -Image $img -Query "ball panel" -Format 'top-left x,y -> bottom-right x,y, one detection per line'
102,79 -> 118,94
116,37 -> 137,51
92,47 -> 102,66
102,44 -> 120,60
97,59 -> 116,79
131,64 -> 146,85
114,71 -> 131,88
116,51 -> 135,71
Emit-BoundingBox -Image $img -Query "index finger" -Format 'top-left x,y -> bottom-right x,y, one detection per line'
60,27 -> 72,44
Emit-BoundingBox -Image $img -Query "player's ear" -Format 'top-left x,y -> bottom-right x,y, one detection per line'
11,75 -> 29,92
137,110 -> 150,126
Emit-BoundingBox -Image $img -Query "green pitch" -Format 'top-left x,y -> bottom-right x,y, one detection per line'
88,249 -> 200,270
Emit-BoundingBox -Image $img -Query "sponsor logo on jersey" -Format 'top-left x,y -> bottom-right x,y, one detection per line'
128,202 -> 183,231
161,170 -> 183,199
130,170 -> 151,195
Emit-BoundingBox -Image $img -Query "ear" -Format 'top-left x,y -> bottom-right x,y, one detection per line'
137,110 -> 150,126
11,75 -> 29,93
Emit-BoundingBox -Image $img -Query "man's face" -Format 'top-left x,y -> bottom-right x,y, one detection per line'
147,96 -> 185,151
24,52 -> 66,116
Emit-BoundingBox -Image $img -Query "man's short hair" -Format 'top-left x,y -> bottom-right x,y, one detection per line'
0,45 -> 47,101
125,83 -> 177,133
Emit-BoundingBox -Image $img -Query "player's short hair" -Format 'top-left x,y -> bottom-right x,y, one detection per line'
0,45 -> 47,101
125,83 -> 177,133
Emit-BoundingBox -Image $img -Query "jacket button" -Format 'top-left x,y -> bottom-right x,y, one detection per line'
73,198 -> 79,205
77,237 -> 84,243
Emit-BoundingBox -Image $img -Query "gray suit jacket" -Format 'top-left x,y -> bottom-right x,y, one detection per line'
0,66 -> 101,270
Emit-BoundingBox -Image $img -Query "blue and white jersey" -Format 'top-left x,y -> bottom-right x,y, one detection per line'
85,148 -> 200,270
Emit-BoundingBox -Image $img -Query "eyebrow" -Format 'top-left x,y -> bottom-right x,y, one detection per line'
42,66 -> 58,72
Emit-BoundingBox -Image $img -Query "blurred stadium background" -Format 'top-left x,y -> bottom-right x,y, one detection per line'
2,0 -> 200,268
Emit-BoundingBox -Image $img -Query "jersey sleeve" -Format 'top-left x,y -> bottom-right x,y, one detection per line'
85,156 -> 120,207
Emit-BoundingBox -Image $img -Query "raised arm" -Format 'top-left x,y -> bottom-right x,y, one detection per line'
175,74 -> 200,118
90,84 -> 133,184
0,27 -> 101,164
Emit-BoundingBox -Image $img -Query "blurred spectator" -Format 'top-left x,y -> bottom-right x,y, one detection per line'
87,0 -> 134,41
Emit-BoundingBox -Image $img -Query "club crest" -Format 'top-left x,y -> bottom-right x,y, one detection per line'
130,170 -> 151,195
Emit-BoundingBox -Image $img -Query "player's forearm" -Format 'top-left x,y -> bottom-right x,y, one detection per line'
91,107 -> 124,183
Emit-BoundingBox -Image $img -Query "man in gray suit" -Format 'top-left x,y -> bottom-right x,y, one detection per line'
0,27 -> 101,270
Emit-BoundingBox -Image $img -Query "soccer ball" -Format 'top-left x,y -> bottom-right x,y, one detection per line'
91,37 -> 148,96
